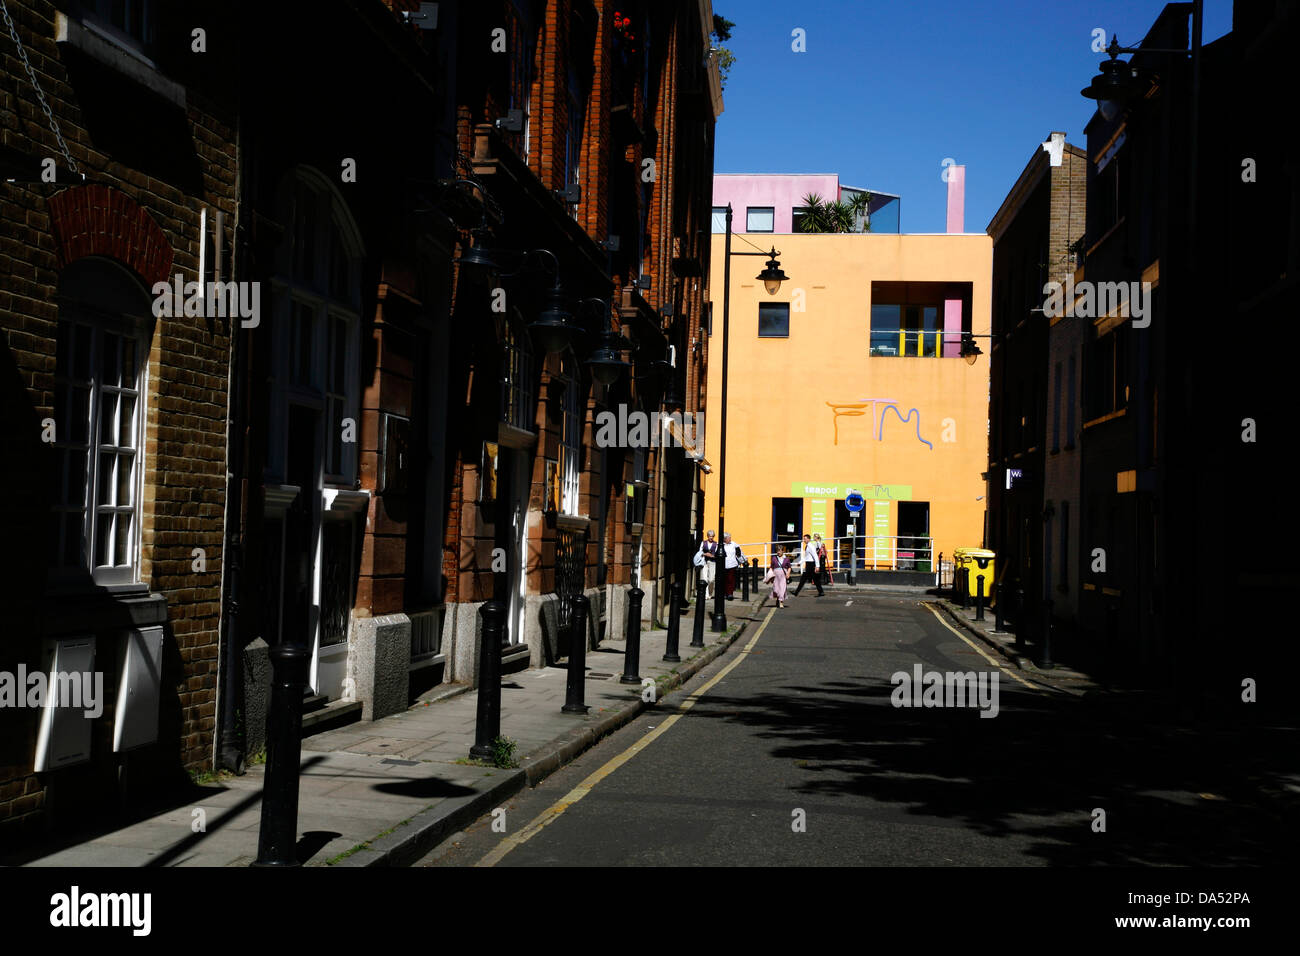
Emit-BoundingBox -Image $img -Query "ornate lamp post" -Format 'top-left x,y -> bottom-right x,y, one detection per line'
713,204 -> 789,632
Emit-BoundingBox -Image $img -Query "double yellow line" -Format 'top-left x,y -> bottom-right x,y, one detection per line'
476,608 -> 778,867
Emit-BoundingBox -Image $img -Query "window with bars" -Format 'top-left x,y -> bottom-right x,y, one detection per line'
50,259 -> 150,587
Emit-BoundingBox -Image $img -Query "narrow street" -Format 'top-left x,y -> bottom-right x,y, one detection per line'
423,595 -> 1297,867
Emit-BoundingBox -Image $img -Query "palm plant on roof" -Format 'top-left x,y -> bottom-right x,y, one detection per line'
797,190 -> 873,233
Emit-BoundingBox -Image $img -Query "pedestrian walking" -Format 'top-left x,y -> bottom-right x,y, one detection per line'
695,530 -> 719,598
766,544 -> 792,607
793,534 -> 824,597
815,533 -> 830,587
722,533 -> 741,599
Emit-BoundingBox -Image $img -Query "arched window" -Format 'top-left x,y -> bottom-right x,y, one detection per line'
50,257 -> 153,586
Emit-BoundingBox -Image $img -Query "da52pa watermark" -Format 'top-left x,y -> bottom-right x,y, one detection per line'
593,406 -> 704,451
151,274 -> 261,327
0,665 -> 103,718
890,665 -> 999,718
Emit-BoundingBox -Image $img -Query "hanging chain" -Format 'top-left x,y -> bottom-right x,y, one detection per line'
1,0 -> 80,175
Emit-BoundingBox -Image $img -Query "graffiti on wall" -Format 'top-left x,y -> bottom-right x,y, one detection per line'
826,398 -> 933,449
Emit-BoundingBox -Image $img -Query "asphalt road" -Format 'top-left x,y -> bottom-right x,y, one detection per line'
420,594 -> 1298,867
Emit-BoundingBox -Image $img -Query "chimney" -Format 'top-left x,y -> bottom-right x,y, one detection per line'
945,164 -> 965,233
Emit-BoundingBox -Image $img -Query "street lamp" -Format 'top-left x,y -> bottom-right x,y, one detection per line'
711,204 -> 793,631
522,249 -> 577,355
960,334 -> 983,366
1080,40 -> 1147,122
575,298 -> 632,386
756,250 -> 789,295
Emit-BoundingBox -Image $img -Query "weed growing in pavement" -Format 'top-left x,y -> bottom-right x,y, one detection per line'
491,735 -> 518,769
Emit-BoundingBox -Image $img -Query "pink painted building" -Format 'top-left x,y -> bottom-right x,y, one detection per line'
712,173 -> 902,234
711,168 -> 974,361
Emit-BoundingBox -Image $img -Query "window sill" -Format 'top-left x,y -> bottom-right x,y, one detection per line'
556,514 -> 592,533
42,586 -> 167,632
1083,408 -> 1127,429
324,488 -> 370,514
55,12 -> 186,108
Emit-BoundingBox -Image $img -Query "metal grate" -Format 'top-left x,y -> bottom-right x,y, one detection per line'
410,609 -> 443,662
555,528 -> 587,656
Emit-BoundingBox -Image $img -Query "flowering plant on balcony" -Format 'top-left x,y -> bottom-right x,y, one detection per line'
611,10 -> 639,55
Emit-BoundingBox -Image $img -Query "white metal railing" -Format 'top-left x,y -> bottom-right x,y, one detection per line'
731,536 -> 936,577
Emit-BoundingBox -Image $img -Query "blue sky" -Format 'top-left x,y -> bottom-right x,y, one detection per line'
713,0 -> 1233,233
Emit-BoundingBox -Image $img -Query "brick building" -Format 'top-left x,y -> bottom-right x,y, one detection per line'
441,0 -> 722,673
986,132 -> 1087,641
1,0 -> 723,845
992,0 -> 1300,703
1,0 -> 238,838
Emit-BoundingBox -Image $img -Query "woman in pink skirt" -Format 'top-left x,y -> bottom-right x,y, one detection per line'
770,545 -> 791,608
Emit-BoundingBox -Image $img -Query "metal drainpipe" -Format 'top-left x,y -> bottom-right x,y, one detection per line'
215,116 -> 248,775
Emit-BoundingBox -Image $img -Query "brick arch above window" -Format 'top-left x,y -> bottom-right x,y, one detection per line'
46,185 -> 174,286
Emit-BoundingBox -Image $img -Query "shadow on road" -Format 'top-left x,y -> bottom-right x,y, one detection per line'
678,676 -> 1299,865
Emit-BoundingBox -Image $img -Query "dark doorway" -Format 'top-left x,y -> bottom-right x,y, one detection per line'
833,500 -> 861,579
770,497 -> 802,554
897,501 -> 930,571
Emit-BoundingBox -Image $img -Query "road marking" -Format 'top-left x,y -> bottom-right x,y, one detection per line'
845,600 -> 853,606
922,603 -> 1038,689
476,608 -> 779,867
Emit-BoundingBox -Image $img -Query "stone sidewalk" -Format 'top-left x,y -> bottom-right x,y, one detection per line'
15,592 -> 769,868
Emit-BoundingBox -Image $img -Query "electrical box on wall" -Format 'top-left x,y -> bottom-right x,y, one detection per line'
32,635 -> 97,772
114,626 -> 165,753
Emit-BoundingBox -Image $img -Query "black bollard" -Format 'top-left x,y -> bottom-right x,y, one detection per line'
751,558 -> 759,593
742,557 -> 750,601
620,586 -> 645,684
663,580 -> 683,663
994,583 -> 1006,633
960,567 -> 970,609
254,640 -> 311,867
562,594 -> 591,714
691,571 -> 706,648
974,573 -> 986,621
1040,598 -> 1055,669
469,599 -> 506,760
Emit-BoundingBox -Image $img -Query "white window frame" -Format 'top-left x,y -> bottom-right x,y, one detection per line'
560,375 -> 581,516
51,283 -> 150,588
746,207 -> 775,233
266,174 -> 362,488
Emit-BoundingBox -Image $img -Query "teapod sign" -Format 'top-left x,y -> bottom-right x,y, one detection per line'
790,482 -> 912,500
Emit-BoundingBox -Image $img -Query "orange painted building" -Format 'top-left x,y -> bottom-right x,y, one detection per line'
703,176 -> 992,578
